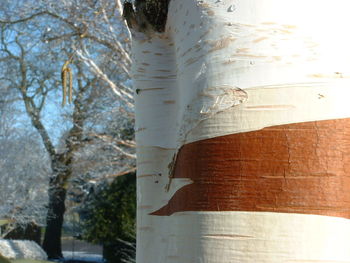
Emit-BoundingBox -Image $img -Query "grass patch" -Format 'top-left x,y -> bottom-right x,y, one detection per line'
0,220 -> 10,226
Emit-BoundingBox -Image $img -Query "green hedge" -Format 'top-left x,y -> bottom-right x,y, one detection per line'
81,172 -> 136,263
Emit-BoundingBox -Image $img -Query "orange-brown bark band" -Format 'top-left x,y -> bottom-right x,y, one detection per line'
151,118 -> 350,217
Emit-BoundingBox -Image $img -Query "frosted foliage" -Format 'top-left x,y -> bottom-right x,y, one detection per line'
72,140 -> 135,184
72,113 -> 135,181
67,114 -> 135,209
0,134 -> 49,230
0,0 -> 135,233
0,239 -> 47,260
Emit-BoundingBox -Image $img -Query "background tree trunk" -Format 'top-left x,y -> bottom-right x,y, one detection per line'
42,186 -> 67,259
42,150 -> 74,258
133,0 -> 350,262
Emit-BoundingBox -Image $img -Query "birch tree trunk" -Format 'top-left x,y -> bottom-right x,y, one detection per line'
133,0 -> 350,262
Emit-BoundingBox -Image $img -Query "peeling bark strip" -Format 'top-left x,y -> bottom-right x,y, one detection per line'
151,118 -> 350,217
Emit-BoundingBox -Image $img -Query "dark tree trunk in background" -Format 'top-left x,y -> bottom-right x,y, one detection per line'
42,185 -> 67,259
41,98 -> 82,259
42,151 -> 73,259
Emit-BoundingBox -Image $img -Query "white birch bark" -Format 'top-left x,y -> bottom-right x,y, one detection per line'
133,0 -> 350,262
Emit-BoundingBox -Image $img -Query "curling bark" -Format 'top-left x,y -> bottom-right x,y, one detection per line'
132,0 -> 350,262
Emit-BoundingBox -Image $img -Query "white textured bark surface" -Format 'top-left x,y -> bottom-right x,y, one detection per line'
136,212 -> 350,262
133,0 -> 350,262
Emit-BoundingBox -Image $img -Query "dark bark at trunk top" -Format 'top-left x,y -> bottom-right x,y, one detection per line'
42,185 -> 67,259
124,0 -> 170,32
